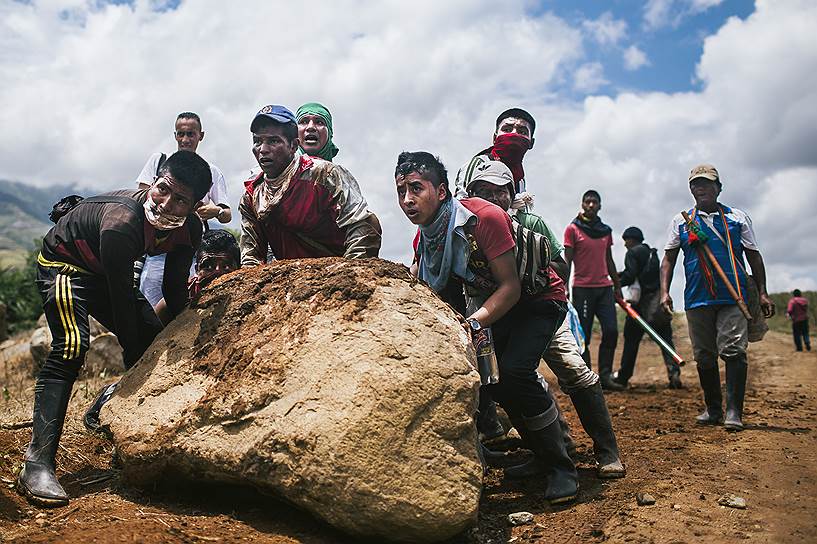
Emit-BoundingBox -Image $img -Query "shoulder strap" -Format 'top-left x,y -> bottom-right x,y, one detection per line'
83,195 -> 143,215
155,153 -> 167,177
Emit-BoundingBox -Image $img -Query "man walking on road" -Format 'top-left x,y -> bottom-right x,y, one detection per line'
614,226 -> 682,389
564,190 -> 624,391
787,289 -> 811,351
660,164 -> 775,432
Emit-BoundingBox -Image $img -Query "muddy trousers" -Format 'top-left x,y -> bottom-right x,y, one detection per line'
572,286 -> 618,381
792,320 -> 811,351
19,264 -> 161,505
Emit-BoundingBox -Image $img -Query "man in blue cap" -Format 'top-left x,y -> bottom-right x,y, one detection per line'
239,105 -> 381,264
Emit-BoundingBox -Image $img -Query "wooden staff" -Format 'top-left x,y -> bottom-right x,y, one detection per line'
681,210 -> 752,320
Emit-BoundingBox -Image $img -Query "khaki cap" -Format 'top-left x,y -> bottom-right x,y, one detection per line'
689,163 -> 720,183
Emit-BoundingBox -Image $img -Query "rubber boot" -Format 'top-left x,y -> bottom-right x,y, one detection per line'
477,398 -> 507,445
599,346 -> 625,391
549,391 -> 577,458
724,355 -> 747,432
695,365 -> 723,425
569,382 -> 626,479
504,417 -> 578,505
83,381 -> 119,432
16,379 -> 73,507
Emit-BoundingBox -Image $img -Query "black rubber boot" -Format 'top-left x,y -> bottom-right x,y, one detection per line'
724,355 -> 747,432
569,383 -> 626,479
550,393 -> 577,458
599,346 -> 625,391
504,417 -> 578,505
83,381 -> 119,432
16,379 -> 73,507
695,365 -> 723,425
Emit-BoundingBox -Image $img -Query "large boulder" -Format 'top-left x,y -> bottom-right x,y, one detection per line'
101,258 -> 483,543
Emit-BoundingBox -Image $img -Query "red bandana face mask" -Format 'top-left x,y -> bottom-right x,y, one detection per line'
490,133 -> 530,182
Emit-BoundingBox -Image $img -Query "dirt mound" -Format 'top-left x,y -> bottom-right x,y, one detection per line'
101,257 -> 483,543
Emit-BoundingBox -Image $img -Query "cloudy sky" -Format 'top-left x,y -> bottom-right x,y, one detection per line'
2,0 -> 815,297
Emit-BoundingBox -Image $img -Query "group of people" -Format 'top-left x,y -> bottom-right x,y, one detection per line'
17,103 -> 777,512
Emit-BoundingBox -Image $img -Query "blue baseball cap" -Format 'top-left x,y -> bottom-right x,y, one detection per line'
250,105 -> 296,132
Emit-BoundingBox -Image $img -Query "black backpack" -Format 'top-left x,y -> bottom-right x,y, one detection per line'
48,195 -> 141,223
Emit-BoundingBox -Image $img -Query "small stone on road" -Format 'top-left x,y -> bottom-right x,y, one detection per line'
637,493 -> 656,506
718,494 -> 747,509
507,511 -> 534,526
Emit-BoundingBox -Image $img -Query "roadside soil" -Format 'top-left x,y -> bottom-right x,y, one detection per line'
1,319 -> 815,543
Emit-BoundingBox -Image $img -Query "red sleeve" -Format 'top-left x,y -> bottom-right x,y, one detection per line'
563,223 -> 576,248
607,233 -> 613,248
473,202 -> 515,261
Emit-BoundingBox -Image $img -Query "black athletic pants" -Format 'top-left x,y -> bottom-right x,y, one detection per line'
793,320 -> 811,351
572,285 -> 618,380
36,261 -> 162,384
618,290 -> 678,383
486,298 -> 566,421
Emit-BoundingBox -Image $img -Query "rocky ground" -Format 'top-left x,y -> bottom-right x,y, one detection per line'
0,318 -> 815,543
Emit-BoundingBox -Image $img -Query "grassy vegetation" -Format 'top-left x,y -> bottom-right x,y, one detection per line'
0,244 -> 41,334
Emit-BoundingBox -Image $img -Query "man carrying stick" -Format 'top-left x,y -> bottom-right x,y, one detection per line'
660,164 -> 775,432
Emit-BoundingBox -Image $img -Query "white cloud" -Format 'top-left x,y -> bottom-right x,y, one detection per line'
689,0 -> 725,13
623,45 -> 650,70
573,62 -> 608,93
1,0 -> 815,297
644,0 -> 674,30
582,12 -> 628,45
643,0 -> 726,30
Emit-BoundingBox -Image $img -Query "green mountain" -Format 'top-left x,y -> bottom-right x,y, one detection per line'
0,180 -> 78,267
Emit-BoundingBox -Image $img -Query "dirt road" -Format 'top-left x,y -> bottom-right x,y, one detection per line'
1,322 -> 815,543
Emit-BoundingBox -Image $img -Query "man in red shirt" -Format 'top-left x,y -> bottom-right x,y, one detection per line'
239,105 -> 381,264
396,151 -> 578,505
564,190 -> 624,391
787,289 -> 811,351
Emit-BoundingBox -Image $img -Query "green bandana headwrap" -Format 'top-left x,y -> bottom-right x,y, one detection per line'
296,102 -> 340,161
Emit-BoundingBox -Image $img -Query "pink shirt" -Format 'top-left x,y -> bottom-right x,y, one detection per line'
564,222 -> 613,288
787,297 -> 809,323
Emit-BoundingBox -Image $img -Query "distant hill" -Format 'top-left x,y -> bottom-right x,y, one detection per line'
0,180 -> 79,267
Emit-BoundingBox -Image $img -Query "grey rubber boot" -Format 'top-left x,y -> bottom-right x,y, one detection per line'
17,379 -> 73,507
724,355 -> 747,432
504,416 -> 579,505
695,364 -> 723,425
569,382 -> 626,478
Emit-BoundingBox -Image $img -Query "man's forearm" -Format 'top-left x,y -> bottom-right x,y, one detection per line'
343,219 -> 382,258
745,249 -> 768,294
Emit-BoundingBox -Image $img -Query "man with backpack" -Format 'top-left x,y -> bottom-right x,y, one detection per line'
613,226 -> 682,389
466,160 -> 625,479
17,151 -> 212,507
397,151 -> 578,504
